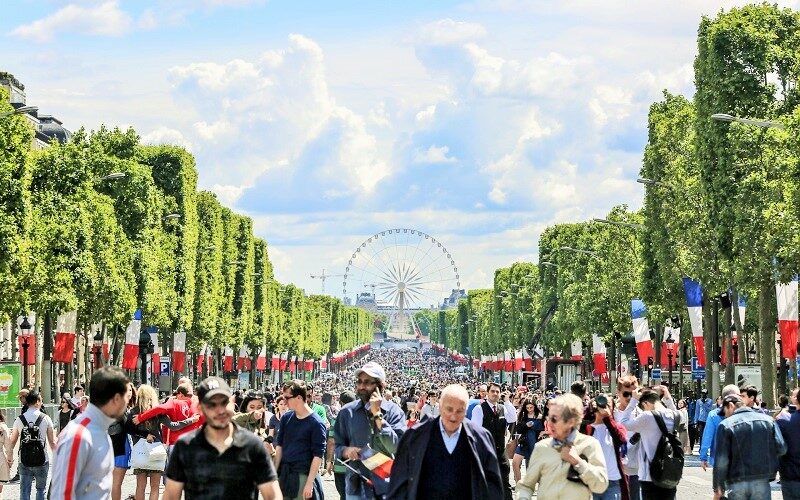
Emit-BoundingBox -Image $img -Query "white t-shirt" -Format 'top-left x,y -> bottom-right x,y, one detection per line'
13,408 -> 54,458
590,423 -> 622,480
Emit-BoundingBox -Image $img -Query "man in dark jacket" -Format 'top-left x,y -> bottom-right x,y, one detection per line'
388,384 -> 503,500
778,387 -> 800,500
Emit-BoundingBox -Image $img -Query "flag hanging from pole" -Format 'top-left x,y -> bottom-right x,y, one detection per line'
631,299 -> 654,364
173,331 -> 186,372
122,309 -> 142,370
223,346 -> 234,372
776,278 -> 799,359
197,345 -> 207,375
682,277 -> 705,367
570,341 -> 583,361
53,311 -> 78,363
256,347 -> 267,371
592,334 -> 607,375
149,328 -> 160,374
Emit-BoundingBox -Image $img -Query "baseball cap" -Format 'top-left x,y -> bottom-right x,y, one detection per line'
196,376 -> 232,403
355,361 -> 386,383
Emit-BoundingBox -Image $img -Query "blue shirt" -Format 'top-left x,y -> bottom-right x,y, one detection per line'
699,408 -> 723,464
688,400 -> 697,424
695,398 -> 715,423
438,418 -> 462,454
275,410 -> 327,464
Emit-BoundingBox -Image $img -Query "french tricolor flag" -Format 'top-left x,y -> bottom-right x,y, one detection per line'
223,346 -> 234,372
592,334 -> 607,375
121,309 -> 142,370
776,278 -> 799,359
172,331 -> 186,372
683,277 -> 705,367
256,347 -> 267,371
631,299 -> 654,364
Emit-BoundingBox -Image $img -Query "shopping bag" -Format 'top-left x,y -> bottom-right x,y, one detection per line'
130,439 -> 167,471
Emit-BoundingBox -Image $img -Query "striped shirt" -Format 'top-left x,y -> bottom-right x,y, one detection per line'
50,403 -> 117,500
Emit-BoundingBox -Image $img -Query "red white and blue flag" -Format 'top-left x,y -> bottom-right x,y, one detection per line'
358,446 -> 393,495
173,331 -> 186,372
682,278 -> 705,367
53,311 -> 77,364
122,309 -> 142,370
223,346 -> 234,372
592,334 -> 607,375
631,299 -> 654,364
777,278 -> 799,359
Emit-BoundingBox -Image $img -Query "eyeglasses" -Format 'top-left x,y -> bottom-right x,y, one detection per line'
621,391 -> 632,398
356,379 -> 377,386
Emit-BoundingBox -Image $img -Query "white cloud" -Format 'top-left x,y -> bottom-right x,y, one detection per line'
417,18 -> 487,46
10,1 -> 132,42
141,126 -> 193,150
415,104 -> 437,126
211,184 -> 247,205
413,145 -> 458,164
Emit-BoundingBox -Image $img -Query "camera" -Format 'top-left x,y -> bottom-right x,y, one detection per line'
265,435 -> 274,444
595,394 -> 608,409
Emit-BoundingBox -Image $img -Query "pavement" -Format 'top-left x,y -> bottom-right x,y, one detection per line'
0,451 -> 786,499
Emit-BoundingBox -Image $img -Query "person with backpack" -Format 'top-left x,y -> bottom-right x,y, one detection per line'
5,391 -> 56,500
617,386 -> 683,500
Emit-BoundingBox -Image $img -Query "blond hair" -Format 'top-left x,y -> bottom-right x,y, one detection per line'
136,384 -> 158,414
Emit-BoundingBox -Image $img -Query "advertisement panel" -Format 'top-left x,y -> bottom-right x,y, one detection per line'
734,364 -> 762,393
0,363 -> 21,407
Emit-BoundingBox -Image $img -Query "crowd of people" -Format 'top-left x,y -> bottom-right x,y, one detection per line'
0,345 -> 797,499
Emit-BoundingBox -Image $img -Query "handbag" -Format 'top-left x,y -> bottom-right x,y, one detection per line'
130,439 -> 167,471
504,435 -> 520,459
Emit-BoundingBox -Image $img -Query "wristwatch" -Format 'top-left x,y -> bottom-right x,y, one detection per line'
372,413 -> 383,421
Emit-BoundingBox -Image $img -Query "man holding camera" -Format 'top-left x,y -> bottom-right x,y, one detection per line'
585,393 -> 629,500
470,382 -> 514,500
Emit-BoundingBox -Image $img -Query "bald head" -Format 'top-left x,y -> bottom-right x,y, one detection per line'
440,384 -> 469,435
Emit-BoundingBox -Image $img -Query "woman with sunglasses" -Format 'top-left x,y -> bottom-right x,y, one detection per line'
516,394 -> 609,500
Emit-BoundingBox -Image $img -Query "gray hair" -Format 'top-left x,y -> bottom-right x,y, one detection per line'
440,384 -> 469,406
722,384 -> 740,398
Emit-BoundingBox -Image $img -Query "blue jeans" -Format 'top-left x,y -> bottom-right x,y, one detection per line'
782,480 -> 800,500
725,479 -> 771,500
19,463 -> 48,500
627,474 -> 641,500
593,479 -> 622,500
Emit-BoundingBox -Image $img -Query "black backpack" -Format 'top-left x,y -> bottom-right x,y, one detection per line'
19,414 -> 46,467
649,411 -> 684,489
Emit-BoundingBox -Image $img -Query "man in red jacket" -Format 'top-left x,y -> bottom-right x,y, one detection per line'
133,383 -> 202,446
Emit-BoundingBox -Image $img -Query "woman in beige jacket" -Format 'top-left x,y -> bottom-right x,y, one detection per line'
517,394 -> 609,500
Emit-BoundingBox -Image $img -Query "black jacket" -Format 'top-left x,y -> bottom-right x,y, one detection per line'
387,417 -> 503,500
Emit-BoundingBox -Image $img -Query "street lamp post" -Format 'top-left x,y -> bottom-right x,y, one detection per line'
0,105 -> 38,119
19,315 -> 33,389
666,331 -> 675,388
93,329 -> 103,370
710,113 -> 784,129
138,330 -> 154,386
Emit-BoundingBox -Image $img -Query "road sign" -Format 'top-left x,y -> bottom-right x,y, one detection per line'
159,360 -> 171,377
651,368 -> 662,380
691,356 -> 705,380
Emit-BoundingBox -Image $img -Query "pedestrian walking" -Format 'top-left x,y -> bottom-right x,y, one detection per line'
109,383 -> 136,500
699,385 -> 740,471
387,384 -> 503,500
617,387 -> 682,500
585,394 -> 628,500
6,391 -> 56,500
712,394 -> 786,500
777,387 -> 800,500
163,376 -> 281,500
333,361 -> 406,500
326,391 -> 356,500
274,380 -> 326,500
676,399 -> 690,454
613,376 -> 642,500
49,366 -> 132,500
516,394 -> 609,500
469,382 -> 514,500
511,397 -> 544,482
694,390 -> 714,442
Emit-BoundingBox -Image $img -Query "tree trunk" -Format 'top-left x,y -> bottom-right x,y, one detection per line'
723,304 -> 734,385
758,279 -> 777,407
702,290 -> 715,395
42,312 -> 53,404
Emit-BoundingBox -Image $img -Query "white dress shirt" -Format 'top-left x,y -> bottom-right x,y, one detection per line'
438,418 -> 462,453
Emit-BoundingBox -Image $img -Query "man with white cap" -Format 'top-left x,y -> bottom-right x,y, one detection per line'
333,361 -> 406,500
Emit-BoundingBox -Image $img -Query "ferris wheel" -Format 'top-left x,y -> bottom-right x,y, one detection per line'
343,228 -> 461,339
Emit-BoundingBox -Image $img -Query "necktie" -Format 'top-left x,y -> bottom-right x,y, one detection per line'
493,404 -> 497,415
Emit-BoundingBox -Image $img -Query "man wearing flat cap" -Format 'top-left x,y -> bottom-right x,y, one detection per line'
164,377 -> 282,500
333,361 -> 406,500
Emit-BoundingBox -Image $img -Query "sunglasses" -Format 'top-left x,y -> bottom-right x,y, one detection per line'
621,391 -> 632,398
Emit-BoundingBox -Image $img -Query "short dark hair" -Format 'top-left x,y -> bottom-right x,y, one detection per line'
570,380 -> 587,398
743,385 -> 758,399
175,384 -> 191,397
74,385 -> 84,393
25,392 -> 41,406
89,366 -> 130,406
282,380 -> 308,402
638,389 -> 660,406
778,394 -> 789,409
487,382 -> 501,391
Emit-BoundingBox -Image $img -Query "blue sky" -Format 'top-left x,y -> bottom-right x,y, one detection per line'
5,0 -> 798,301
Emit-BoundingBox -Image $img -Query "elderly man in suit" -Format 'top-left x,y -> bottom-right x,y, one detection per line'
387,384 -> 503,500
